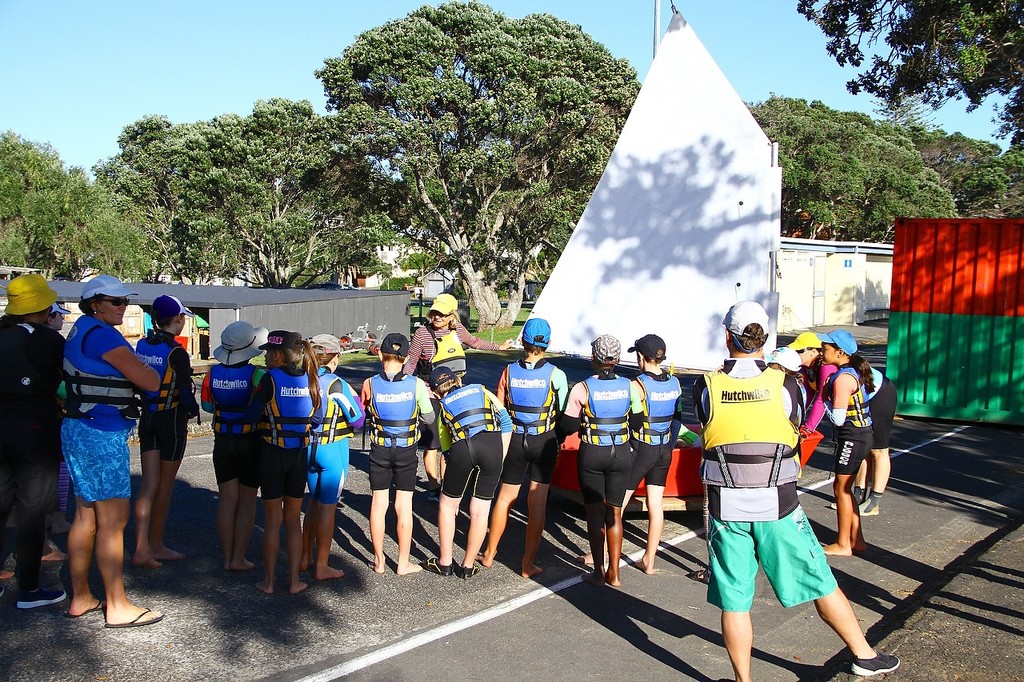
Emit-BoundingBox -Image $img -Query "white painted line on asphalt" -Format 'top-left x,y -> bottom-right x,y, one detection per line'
293,424 -> 971,681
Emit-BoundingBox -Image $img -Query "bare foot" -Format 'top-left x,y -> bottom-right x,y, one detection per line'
255,579 -> 274,594
822,543 -> 853,556
66,596 -> 104,618
226,559 -> 255,571
520,563 -> 543,579
131,554 -> 163,569
299,556 -> 312,572
639,557 -> 656,575
605,571 -> 621,588
152,547 -> 185,561
586,569 -> 606,586
476,552 -> 495,568
41,546 -> 67,562
577,553 -> 595,567
313,565 -> 345,581
396,562 -> 422,576
853,542 -> 869,554
288,580 -> 309,594
370,556 -> 387,574
0,569 -> 13,580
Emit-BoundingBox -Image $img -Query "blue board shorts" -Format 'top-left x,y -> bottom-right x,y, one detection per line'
62,418 -> 133,502
707,505 -> 838,611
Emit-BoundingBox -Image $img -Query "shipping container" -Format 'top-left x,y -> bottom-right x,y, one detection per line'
888,218 -> 1024,424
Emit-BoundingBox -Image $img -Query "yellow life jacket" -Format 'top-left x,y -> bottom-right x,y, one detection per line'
702,367 -> 799,489
432,330 -> 467,375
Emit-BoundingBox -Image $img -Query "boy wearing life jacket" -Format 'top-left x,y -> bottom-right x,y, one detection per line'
361,333 -> 435,575
479,318 -> 568,578
133,294 -> 200,568
301,333 -> 364,581
201,321 -> 269,571
424,366 -> 511,579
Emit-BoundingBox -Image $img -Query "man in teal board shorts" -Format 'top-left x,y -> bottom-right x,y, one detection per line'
692,301 -> 899,680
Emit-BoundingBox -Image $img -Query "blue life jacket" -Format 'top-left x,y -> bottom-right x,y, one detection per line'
865,367 -> 885,402
313,370 -> 356,444
209,363 -> 260,435
582,375 -> 630,446
258,368 -> 314,448
367,373 -> 420,447
135,333 -> 180,412
504,360 -> 557,435
631,372 -> 681,445
825,365 -> 872,428
63,315 -> 139,421
439,383 -> 498,442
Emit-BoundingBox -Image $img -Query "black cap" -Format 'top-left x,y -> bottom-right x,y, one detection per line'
628,333 -> 667,361
259,329 -> 304,351
379,332 -> 410,357
429,366 -> 459,390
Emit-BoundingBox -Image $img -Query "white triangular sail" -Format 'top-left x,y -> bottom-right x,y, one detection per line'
532,12 -> 780,370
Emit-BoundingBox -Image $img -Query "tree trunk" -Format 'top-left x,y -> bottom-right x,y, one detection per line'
496,270 -> 526,328
459,260 -> 501,330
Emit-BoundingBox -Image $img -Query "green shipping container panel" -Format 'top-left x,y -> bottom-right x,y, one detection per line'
888,218 -> 1024,424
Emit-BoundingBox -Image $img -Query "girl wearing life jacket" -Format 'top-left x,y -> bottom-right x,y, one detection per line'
201,320 -> 269,571
819,330 -> 874,557
480,318 -> 568,578
424,366 -> 512,579
361,333 -> 436,575
62,275 -> 164,626
0,275 -> 67,610
300,334 -> 364,581
560,334 -> 640,588
855,366 -> 898,516
132,294 -> 200,569
253,330 -> 321,595
622,334 -> 696,574
403,293 -> 512,499
786,331 -> 837,436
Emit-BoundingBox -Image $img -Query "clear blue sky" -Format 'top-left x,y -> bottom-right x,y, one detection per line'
0,0 -> 1007,173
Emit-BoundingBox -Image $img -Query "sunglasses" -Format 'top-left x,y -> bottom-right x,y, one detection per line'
794,347 -> 819,354
428,311 -> 452,318
98,296 -> 130,307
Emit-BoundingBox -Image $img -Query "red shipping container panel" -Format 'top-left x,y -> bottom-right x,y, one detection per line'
891,218 -> 1024,317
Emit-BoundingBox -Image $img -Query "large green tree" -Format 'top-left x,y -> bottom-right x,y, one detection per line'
317,1 -> 638,328
751,96 -> 956,240
0,131 -> 149,279
99,100 -> 391,287
798,1 -> 1024,144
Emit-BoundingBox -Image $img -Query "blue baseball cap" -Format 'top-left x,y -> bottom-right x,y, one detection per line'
818,330 -> 858,355
521,318 -> 551,349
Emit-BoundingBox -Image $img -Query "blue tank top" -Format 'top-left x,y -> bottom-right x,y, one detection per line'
63,315 -> 138,430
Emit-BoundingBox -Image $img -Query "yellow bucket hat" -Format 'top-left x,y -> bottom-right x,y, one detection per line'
4,273 -> 57,316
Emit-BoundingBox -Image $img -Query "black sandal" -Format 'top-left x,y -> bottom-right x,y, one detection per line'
423,558 -> 453,576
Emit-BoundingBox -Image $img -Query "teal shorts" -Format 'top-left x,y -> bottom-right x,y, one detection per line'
707,506 -> 838,611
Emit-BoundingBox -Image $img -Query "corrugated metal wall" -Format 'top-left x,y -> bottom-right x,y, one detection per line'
205,291 -> 410,360
888,218 -> 1024,424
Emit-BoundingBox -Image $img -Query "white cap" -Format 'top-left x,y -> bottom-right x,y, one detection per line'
50,302 -> 72,315
81,275 -> 137,300
766,347 -> 802,373
723,300 -> 769,336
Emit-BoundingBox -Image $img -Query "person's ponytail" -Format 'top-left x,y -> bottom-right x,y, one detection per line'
301,340 -> 322,414
850,353 -> 875,394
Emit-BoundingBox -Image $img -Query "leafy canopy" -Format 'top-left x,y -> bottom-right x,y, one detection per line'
798,1 -> 1024,143
317,1 -> 638,327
